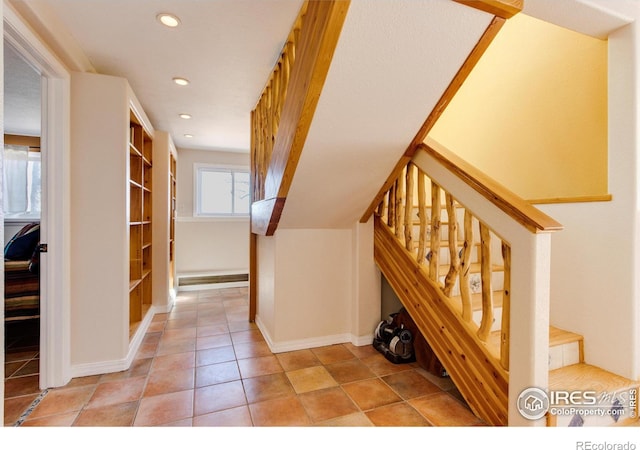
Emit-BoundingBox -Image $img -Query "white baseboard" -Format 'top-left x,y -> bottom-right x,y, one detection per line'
70,304 -> 157,379
255,315 -> 374,354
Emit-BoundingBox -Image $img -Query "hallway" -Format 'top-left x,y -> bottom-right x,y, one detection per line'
4,287 -> 482,426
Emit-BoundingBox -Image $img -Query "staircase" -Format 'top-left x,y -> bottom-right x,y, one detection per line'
374,142 -> 640,427
248,0 -> 639,427
546,328 -> 639,427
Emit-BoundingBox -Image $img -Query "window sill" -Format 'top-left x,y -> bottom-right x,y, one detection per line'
4,214 -> 41,223
177,216 -> 250,223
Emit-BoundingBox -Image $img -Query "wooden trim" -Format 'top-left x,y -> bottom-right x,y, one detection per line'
251,197 -> 286,236
375,216 -> 508,425
454,0 -> 523,19
249,232 -> 257,322
529,194 -> 613,205
4,134 -> 41,149
421,139 -> 564,233
251,0 -> 350,235
266,0 -> 350,199
360,17 -> 505,223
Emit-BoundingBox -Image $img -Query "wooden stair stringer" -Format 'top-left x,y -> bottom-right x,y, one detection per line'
374,216 -> 509,426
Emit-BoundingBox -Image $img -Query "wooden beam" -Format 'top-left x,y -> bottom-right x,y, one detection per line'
360,16 -> 505,223
4,134 -> 41,149
251,0 -> 350,235
454,0 -> 523,19
249,232 -> 257,322
251,197 -> 286,236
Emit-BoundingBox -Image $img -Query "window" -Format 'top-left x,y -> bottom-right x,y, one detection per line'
194,165 -> 249,217
3,144 -> 41,218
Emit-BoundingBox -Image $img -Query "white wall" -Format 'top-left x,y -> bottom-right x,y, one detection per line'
256,225 -> 381,352
175,148 -> 249,275
151,131 -> 177,310
539,20 -> 640,380
70,72 -> 130,365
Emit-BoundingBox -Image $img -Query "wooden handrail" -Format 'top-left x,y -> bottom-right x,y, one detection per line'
454,0 -> 523,19
250,0 -> 350,236
422,138 -> 563,234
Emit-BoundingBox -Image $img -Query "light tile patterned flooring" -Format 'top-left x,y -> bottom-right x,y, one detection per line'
4,287 -> 484,427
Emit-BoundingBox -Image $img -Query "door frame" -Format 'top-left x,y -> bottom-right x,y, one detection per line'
4,0 -> 71,390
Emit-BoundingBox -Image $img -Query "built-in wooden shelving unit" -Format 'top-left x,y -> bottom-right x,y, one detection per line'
169,153 -> 177,291
129,110 -> 153,338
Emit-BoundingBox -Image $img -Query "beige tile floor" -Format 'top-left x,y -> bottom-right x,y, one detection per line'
4,286 -> 484,427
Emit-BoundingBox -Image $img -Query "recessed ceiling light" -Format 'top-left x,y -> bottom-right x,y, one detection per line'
157,13 -> 180,28
179,113 -> 192,120
184,134 -> 194,138
172,77 -> 190,86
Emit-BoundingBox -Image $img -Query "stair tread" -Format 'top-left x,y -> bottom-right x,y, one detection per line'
549,363 -> 639,393
549,326 -> 583,347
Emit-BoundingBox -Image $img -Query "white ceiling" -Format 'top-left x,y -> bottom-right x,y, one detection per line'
5,0 -> 638,157
9,0 -> 304,152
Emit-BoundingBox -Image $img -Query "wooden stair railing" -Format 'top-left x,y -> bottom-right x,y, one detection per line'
249,0 -> 349,322
250,0 -> 350,236
374,138 -> 563,426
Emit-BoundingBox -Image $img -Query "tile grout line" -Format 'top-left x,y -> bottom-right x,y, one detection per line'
13,388 -> 49,426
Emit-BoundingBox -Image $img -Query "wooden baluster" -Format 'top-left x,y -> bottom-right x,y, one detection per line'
266,85 -> 274,160
405,164 -> 415,253
459,210 -> 474,321
417,169 -> 428,265
477,223 -> 494,341
388,182 -> 396,231
395,168 -> 405,241
272,64 -> 281,136
443,193 -> 460,296
429,182 -> 441,282
500,241 -> 511,370
283,42 -> 294,102
376,198 -> 385,218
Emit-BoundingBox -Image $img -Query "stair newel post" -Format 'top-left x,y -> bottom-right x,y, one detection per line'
417,169 -> 428,265
500,241 -> 511,371
443,193 -> 460,296
477,222 -> 494,341
395,167 -> 406,242
429,182 -> 441,282
405,163 -> 415,253
459,209 -> 474,322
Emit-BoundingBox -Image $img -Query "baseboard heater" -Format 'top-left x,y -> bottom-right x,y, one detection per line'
178,273 -> 249,287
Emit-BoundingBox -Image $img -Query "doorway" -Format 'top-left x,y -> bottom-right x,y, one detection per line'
3,39 -> 43,407
2,2 -> 72,414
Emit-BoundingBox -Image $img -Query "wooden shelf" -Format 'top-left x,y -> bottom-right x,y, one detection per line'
129,109 -> 153,339
169,153 -> 177,292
